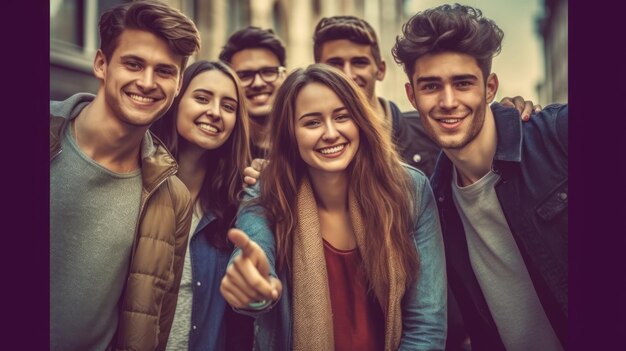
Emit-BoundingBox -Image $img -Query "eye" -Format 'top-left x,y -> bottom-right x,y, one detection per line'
326,60 -> 343,68
352,59 -> 369,67
222,103 -> 237,112
156,68 -> 175,77
303,120 -> 321,128
335,114 -> 351,122
455,81 -> 473,89
421,83 -> 440,91
194,95 -> 209,103
125,61 -> 141,70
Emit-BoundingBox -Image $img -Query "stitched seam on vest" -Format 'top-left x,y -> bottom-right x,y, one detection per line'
129,272 -> 169,282
122,310 -> 159,317
138,236 -> 175,246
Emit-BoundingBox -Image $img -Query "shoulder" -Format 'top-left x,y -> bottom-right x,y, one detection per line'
401,163 -> 430,190
524,103 -> 568,153
166,175 -> 192,206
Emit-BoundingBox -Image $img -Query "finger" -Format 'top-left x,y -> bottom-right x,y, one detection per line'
243,175 -> 257,186
220,277 -> 250,309
520,101 -> 534,121
269,276 -> 283,301
251,158 -> 269,172
243,166 -> 261,180
234,257 -> 275,299
228,228 -> 255,258
510,96 -> 526,113
533,104 -> 542,113
499,97 -> 512,107
226,259 -> 267,301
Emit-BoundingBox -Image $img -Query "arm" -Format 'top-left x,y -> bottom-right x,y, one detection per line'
220,197 -> 282,317
399,173 -> 447,351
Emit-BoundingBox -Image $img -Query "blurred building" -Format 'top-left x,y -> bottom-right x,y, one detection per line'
51,0 -> 415,109
536,0 -> 568,104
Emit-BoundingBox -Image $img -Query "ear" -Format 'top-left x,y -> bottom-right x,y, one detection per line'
376,59 -> 386,81
405,82 -> 418,110
93,49 -> 107,81
485,73 -> 499,103
174,72 -> 184,98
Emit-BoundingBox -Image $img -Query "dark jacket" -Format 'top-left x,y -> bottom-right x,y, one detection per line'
388,102 -> 441,177
430,103 -> 568,350
50,93 -> 193,351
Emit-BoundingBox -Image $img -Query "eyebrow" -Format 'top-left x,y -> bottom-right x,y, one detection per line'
298,106 -> 347,120
415,74 -> 479,84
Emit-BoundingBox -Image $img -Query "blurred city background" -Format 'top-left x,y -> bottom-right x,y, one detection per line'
51,0 -> 567,111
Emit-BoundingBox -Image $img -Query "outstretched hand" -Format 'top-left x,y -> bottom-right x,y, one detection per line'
243,158 -> 269,186
220,228 -> 282,309
499,96 -> 542,121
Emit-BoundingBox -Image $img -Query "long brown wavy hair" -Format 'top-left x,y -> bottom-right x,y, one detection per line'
259,64 -> 419,299
151,60 -> 251,250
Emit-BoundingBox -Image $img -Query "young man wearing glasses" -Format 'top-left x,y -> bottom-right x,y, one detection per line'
219,27 -> 287,157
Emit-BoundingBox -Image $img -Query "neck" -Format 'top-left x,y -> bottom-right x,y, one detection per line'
74,96 -> 147,173
372,95 -> 387,124
444,107 -> 498,187
308,170 -> 349,212
177,146 -> 209,204
249,116 -> 269,151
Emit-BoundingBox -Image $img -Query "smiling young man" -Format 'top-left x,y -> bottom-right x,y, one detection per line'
49,1 -> 200,350
393,4 -> 568,351
219,27 -> 287,157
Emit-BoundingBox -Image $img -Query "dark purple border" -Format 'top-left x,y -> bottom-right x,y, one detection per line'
3,2 -> 50,350
569,1 -> 625,350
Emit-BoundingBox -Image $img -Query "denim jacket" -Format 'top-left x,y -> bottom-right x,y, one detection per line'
184,213 -> 228,350
231,165 -> 448,350
430,103 -> 568,350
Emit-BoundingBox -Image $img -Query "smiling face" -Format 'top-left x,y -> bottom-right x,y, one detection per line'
175,69 -> 238,152
405,51 -> 498,150
318,39 -> 385,103
229,48 -> 285,119
95,29 -> 183,128
294,82 -> 360,177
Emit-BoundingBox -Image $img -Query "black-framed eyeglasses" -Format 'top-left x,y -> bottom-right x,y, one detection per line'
236,66 -> 286,87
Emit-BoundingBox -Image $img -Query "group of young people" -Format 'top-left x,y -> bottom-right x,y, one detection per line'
50,1 -> 568,351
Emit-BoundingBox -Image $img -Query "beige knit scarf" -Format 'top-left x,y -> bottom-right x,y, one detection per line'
292,178 -> 406,351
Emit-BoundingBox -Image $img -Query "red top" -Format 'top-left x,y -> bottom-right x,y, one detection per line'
323,239 -> 385,351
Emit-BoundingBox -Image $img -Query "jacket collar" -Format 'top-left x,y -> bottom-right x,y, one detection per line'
431,103 -> 523,195
50,93 -> 178,193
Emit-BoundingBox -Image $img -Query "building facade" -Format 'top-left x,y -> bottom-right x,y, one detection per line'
51,0 -> 416,110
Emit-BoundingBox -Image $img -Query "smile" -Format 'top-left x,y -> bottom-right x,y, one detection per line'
126,92 -> 159,104
317,143 -> 346,155
198,123 -> 220,133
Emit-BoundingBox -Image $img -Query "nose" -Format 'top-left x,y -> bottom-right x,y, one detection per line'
322,120 -> 340,141
342,63 -> 357,81
136,68 -> 157,91
207,100 -> 221,120
250,72 -> 266,88
439,85 -> 459,110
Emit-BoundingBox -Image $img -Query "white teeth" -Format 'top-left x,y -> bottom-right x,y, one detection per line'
199,123 -> 218,133
440,118 -> 462,123
128,93 -> 155,103
319,144 -> 345,154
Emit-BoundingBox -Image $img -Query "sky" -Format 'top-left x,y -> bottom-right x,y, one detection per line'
403,0 -> 545,104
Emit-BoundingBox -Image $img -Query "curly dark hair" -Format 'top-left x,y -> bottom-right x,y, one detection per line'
219,26 -> 286,66
313,16 -> 382,66
98,0 -> 200,69
392,3 -> 503,81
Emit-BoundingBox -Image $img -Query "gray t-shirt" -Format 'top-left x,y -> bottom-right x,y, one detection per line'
166,208 -> 201,351
50,124 -> 142,351
451,168 -> 562,351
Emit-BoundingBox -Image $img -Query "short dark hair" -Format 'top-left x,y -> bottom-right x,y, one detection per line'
313,16 -> 382,66
219,26 -> 286,66
392,3 -> 503,81
98,0 -> 200,69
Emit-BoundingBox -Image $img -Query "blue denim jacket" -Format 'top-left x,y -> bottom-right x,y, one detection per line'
231,165 -> 448,350
430,103 -> 568,350
184,213 -> 230,351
